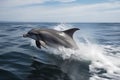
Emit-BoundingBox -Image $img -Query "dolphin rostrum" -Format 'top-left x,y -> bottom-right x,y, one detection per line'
23,28 -> 79,49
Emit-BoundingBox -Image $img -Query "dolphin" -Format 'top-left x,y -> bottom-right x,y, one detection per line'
23,28 -> 79,49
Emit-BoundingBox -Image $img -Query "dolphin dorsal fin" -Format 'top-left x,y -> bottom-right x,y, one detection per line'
63,28 -> 80,38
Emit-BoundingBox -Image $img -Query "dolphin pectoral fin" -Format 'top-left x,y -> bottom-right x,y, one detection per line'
35,40 -> 41,48
40,40 -> 47,49
35,40 -> 47,49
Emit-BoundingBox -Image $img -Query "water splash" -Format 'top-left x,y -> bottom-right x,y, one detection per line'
30,23 -> 120,80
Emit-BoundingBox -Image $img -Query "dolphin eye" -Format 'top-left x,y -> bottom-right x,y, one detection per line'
28,32 -> 33,35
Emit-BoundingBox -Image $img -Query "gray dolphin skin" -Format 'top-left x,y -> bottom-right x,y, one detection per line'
23,28 -> 80,49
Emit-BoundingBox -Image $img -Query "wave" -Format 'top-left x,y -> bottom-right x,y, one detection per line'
30,23 -> 120,80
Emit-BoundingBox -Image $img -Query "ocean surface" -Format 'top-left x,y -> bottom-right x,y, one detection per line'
0,22 -> 120,80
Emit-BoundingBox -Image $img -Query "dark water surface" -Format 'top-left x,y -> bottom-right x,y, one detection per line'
0,23 -> 120,80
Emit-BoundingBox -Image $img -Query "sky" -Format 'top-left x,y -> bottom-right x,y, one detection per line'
0,0 -> 120,22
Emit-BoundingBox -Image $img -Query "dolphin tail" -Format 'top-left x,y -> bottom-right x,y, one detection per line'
63,28 -> 80,38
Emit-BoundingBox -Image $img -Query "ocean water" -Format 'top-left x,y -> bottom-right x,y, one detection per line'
0,22 -> 120,80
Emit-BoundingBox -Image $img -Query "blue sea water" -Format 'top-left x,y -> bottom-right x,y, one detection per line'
0,22 -> 120,80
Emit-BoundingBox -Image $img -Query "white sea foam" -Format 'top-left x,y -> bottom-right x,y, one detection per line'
30,24 -> 120,80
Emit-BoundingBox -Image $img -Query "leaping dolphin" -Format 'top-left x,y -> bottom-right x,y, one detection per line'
23,28 -> 79,49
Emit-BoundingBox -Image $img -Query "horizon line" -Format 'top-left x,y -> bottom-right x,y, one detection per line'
0,21 -> 120,23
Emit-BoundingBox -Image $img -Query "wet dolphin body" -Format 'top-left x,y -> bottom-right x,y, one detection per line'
23,28 -> 79,49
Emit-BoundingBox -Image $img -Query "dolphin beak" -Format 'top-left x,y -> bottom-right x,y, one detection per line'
23,34 -> 29,38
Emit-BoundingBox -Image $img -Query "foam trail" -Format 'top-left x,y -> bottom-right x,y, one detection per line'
54,24 -> 120,80
30,24 -> 120,80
